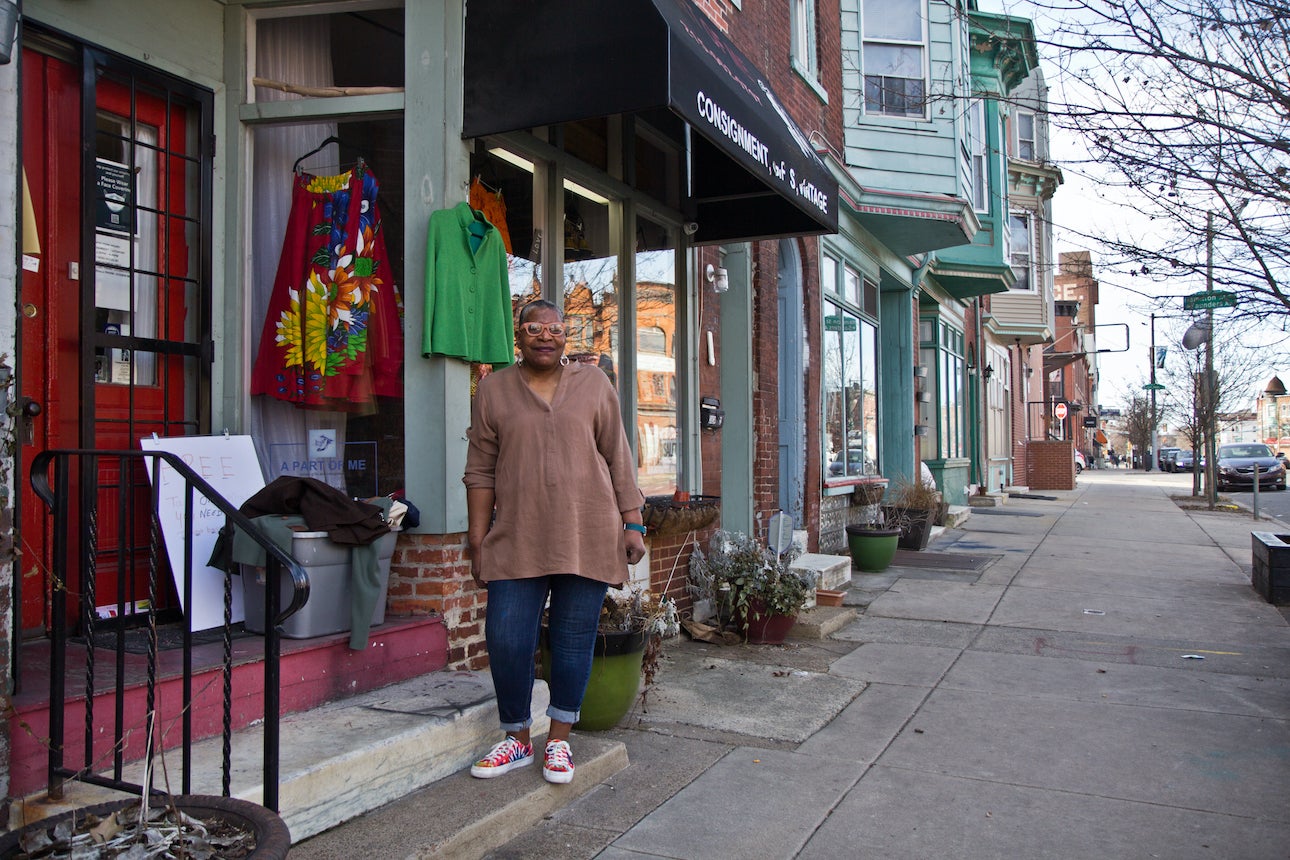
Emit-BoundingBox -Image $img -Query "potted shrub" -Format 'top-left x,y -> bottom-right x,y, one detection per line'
541,587 -> 674,730
688,530 -> 815,644
881,472 -> 943,551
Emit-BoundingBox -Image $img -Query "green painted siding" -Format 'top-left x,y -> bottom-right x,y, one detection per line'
840,0 -> 968,200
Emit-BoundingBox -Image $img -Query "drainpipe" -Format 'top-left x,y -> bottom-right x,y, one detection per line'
909,254 -> 932,484
973,296 -> 986,489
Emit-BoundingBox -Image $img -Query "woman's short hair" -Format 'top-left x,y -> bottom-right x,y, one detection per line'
516,299 -> 562,325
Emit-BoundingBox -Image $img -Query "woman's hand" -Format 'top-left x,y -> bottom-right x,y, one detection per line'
624,531 -> 647,566
466,535 -> 486,588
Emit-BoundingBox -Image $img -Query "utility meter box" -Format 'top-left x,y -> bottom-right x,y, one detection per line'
242,529 -> 399,638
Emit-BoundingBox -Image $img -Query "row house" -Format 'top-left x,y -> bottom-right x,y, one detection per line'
1052,251 -> 1102,467
0,0 -> 844,806
0,0 -> 1058,832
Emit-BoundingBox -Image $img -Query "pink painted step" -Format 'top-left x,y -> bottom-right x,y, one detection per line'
8,615 -> 447,798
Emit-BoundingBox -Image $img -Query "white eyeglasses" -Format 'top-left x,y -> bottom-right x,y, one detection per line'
518,322 -> 566,337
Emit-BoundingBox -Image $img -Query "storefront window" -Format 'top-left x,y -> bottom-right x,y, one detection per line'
252,8 -> 404,99
471,146 -> 543,301
822,252 -> 879,481
468,123 -> 687,496
635,215 -> 678,495
246,8 -> 407,498
562,182 -> 619,392
919,318 -> 966,461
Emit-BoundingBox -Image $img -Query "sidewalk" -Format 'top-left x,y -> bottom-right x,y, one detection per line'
301,471 -> 1290,859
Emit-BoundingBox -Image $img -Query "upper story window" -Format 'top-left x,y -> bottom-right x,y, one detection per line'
968,99 -> 988,212
1015,110 -> 1036,160
861,0 -> 927,118
791,0 -> 819,82
639,325 -> 667,354
1009,214 -> 1033,290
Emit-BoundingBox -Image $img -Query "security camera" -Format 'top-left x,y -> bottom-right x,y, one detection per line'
683,222 -> 699,236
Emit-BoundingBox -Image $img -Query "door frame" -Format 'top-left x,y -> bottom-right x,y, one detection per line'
15,32 -> 215,662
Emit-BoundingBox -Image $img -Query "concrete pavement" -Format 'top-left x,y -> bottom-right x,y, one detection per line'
299,470 -> 1290,859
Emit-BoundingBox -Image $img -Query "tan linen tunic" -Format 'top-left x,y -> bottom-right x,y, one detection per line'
463,362 -> 645,584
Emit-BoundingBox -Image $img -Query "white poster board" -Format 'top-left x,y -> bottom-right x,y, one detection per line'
140,434 -> 266,630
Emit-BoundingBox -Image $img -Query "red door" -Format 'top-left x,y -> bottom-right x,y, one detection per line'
19,45 -> 212,636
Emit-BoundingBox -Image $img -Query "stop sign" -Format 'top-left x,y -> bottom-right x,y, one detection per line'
1054,402 -> 1069,420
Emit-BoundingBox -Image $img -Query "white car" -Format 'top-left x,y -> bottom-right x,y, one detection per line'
1074,449 -> 1087,474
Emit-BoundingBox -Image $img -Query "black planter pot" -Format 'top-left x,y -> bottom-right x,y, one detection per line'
0,795 -> 293,859
883,505 -> 934,551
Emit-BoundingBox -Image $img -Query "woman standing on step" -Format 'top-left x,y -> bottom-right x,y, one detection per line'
463,299 -> 646,784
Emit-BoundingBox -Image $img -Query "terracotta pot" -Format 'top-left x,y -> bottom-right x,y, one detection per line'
0,795 -> 292,859
815,588 -> 846,607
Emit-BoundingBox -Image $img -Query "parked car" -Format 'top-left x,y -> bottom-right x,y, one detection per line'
828,448 -> 872,477
1172,450 -> 1200,472
1074,449 -> 1087,474
1158,447 -> 1182,471
1215,443 -> 1286,492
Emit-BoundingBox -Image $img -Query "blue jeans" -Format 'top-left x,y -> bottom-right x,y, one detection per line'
485,575 -> 609,731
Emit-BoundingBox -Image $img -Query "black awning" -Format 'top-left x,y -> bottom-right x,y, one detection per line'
462,0 -> 838,244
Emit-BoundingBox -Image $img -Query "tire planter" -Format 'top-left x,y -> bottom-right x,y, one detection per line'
739,599 -> 797,645
845,524 -> 901,572
542,628 -> 647,731
0,795 -> 292,859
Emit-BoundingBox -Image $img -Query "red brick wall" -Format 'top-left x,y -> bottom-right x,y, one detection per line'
1026,440 -> 1076,491
388,525 -> 720,672
388,534 -> 486,670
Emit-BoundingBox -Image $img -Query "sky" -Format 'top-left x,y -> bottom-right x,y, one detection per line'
978,0 -> 1287,414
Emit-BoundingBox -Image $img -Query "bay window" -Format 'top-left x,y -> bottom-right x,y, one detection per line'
822,252 -> 879,481
861,0 -> 927,118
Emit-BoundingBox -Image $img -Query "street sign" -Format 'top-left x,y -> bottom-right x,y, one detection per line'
1183,290 -> 1237,310
823,314 -> 857,331
1143,383 -> 1166,391
1083,416 -> 1097,428
1054,402 -> 1069,420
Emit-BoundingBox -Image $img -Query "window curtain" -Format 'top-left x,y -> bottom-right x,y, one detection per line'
248,17 -> 347,489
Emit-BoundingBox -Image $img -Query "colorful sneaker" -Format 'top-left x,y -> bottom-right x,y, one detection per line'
543,739 -> 574,784
470,736 -> 534,779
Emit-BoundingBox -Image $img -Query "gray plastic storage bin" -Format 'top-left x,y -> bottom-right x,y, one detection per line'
241,528 -> 399,638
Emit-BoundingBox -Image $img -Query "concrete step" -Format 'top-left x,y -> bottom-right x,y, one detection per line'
943,504 -> 972,527
12,670 -> 629,853
8,616 -> 449,799
968,492 -> 1007,507
789,604 -> 859,639
791,552 -> 852,591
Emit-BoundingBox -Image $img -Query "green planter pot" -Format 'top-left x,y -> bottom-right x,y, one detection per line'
845,525 -> 901,572
541,628 -> 647,731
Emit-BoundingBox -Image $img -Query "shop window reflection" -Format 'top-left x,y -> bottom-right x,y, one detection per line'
636,216 -> 677,496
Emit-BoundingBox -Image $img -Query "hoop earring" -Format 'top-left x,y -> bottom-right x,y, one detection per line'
560,355 -> 570,366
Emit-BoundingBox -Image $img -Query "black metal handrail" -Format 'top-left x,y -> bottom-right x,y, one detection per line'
29,449 -> 309,812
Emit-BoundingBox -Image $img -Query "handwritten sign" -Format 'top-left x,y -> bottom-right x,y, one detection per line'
139,435 -> 266,630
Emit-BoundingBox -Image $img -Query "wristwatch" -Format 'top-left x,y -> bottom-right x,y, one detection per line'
623,523 -> 647,535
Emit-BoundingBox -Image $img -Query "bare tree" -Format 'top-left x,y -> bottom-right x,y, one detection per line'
1018,0 -> 1290,318
1122,388 -> 1164,468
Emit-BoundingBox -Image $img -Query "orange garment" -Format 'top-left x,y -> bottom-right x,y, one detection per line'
469,176 -> 513,255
